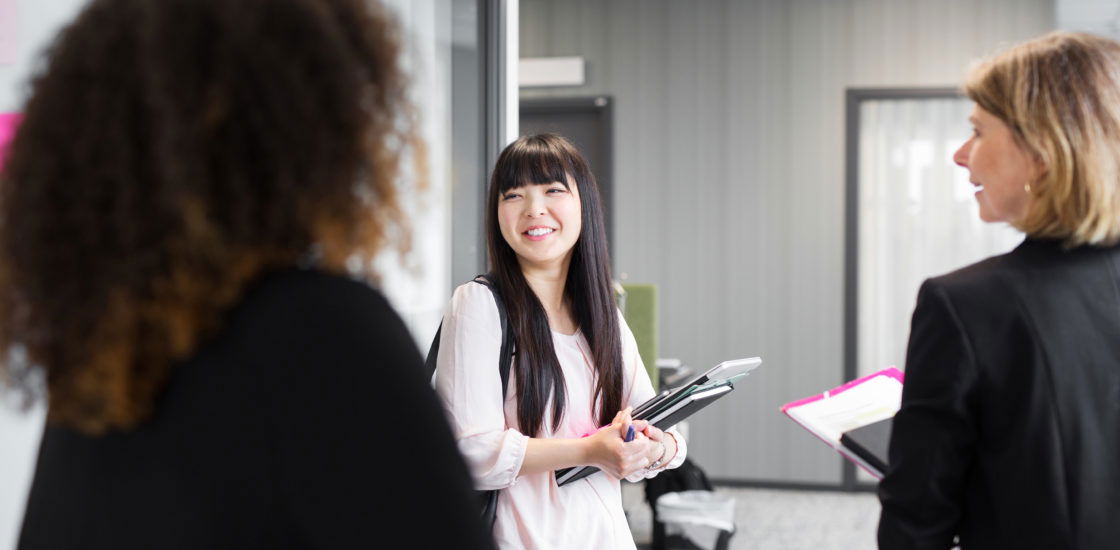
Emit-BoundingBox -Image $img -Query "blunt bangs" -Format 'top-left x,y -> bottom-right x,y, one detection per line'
493,138 -> 578,193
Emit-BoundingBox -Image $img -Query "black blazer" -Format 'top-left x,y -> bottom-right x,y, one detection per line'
18,269 -> 495,550
878,238 -> 1120,549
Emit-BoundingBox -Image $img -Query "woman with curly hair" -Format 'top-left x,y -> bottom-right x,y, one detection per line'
1,1 -> 494,548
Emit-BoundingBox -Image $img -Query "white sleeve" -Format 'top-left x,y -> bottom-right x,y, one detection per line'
433,282 -> 529,491
616,310 -> 688,482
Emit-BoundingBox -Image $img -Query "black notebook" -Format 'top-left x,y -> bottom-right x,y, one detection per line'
554,357 -> 762,487
839,417 -> 892,478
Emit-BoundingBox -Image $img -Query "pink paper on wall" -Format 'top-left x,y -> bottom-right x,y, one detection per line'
0,112 -> 22,169
0,0 -> 15,64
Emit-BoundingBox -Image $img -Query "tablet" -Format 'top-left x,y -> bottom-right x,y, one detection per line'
633,356 -> 761,418
695,356 -> 762,384
646,383 -> 734,429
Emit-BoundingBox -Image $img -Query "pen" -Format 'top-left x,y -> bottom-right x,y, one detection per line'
625,425 -> 635,442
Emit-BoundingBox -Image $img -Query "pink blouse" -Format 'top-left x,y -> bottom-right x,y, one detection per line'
434,282 -> 687,549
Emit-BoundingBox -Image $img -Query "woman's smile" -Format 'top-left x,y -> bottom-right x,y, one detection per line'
523,225 -> 557,241
498,180 -> 582,271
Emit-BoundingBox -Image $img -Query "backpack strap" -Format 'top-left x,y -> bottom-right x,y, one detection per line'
424,273 -> 515,530
470,274 -> 514,400
424,274 -> 514,400
423,323 -> 443,385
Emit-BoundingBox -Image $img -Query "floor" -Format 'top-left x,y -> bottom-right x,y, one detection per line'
622,482 -> 882,550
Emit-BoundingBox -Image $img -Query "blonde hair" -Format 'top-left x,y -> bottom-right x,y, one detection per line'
964,31 -> 1120,246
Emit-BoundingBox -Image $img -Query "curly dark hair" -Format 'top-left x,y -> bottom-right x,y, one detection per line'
0,0 -> 417,434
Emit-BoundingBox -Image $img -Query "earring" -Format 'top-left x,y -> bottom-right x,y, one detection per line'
1024,183 -> 1032,194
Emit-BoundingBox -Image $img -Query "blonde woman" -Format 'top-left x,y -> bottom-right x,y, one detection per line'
879,32 -> 1120,549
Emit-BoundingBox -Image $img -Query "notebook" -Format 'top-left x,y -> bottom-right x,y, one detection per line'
780,366 -> 903,480
555,357 -> 761,487
839,417 -> 892,478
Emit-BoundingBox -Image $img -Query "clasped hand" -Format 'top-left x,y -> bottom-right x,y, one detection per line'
584,407 -> 668,479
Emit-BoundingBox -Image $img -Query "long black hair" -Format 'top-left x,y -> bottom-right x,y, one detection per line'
485,134 -> 623,437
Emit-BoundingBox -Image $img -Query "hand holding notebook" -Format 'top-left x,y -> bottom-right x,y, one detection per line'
556,356 -> 762,486
577,407 -> 655,480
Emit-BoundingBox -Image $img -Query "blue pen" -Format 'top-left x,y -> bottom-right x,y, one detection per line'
624,425 -> 635,442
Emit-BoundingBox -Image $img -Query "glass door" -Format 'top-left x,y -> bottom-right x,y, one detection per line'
844,88 -> 1023,486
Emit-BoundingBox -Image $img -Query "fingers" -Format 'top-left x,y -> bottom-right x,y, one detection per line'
620,459 -> 648,478
616,406 -> 633,437
611,406 -> 633,425
597,407 -> 660,477
611,431 -> 653,478
613,413 -> 657,438
605,449 -> 647,478
619,445 -> 651,478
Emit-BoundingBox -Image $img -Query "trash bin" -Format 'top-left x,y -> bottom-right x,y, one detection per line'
654,490 -> 736,550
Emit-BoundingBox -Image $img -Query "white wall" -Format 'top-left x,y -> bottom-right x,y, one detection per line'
375,0 -> 453,350
0,1 -> 88,111
1056,0 -> 1120,37
0,397 -> 43,550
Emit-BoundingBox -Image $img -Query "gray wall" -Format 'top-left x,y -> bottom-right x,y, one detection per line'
1056,0 -> 1120,40
521,0 -> 1054,485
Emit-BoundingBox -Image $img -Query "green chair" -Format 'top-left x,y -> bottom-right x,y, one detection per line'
618,282 -> 658,392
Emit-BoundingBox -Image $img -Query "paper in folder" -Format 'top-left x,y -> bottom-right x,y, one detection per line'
780,366 -> 903,480
555,357 -> 762,487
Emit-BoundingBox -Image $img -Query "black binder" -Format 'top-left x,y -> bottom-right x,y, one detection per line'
839,417 -> 892,477
554,357 -> 761,487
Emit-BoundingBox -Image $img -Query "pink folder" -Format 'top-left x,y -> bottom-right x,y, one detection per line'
780,367 -> 903,411
780,366 -> 904,479
0,112 -> 22,169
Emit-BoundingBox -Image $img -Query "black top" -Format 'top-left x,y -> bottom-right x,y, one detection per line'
18,269 -> 495,550
879,238 -> 1120,550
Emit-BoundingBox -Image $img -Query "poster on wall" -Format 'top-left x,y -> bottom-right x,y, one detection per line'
0,0 -> 15,64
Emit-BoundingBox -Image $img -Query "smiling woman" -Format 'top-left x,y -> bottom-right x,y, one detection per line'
954,105 -> 1043,224
497,177 -> 583,280
431,134 -> 688,549
879,31 -> 1120,549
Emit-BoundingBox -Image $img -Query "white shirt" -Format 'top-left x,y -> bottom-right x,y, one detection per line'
434,282 -> 687,550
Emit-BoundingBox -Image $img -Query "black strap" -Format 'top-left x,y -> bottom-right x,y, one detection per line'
424,274 -> 515,530
424,274 -> 514,399
471,274 -> 514,400
422,323 -> 442,384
